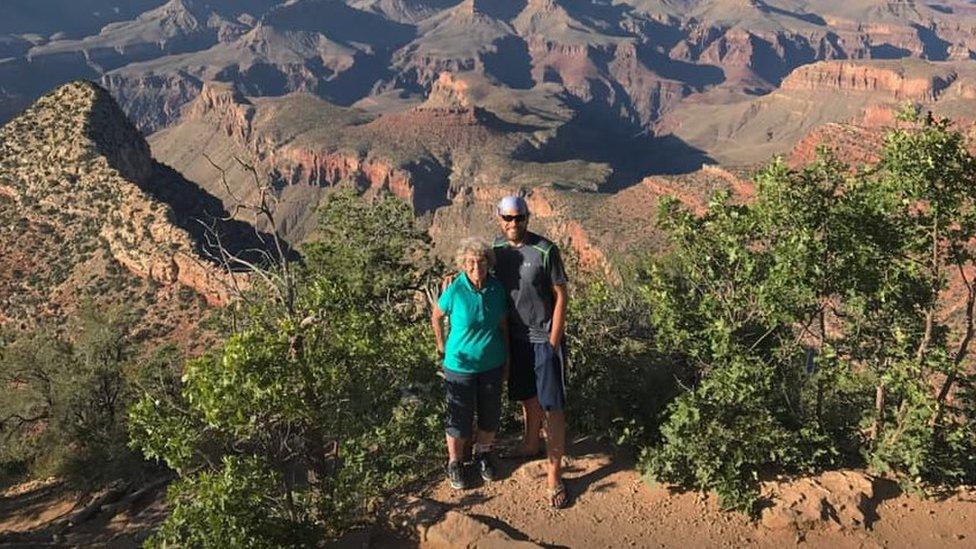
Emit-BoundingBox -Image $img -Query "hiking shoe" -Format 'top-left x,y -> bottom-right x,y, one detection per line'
474,452 -> 496,482
447,460 -> 467,490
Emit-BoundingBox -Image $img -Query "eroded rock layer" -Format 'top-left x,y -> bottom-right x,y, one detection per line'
0,81 -> 242,339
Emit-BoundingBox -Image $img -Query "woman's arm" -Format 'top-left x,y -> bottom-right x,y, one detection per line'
432,302 -> 447,356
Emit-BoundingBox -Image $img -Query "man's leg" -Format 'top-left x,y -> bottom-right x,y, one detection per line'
507,339 -> 542,456
534,341 -> 568,507
519,397 -> 544,453
474,429 -> 496,447
544,410 -> 565,492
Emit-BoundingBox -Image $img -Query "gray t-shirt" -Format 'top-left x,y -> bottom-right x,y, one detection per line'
493,232 -> 568,342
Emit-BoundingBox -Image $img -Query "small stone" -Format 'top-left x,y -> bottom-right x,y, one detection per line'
957,534 -> 966,540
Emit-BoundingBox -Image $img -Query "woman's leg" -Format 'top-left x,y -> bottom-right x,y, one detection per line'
444,369 -> 477,489
475,366 -> 504,445
474,367 -> 504,480
446,434 -> 467,462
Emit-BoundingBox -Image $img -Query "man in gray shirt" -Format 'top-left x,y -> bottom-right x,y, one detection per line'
493,195 -> 570,509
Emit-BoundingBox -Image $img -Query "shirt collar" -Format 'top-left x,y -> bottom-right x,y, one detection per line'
499,232 -> 536,248
459,272 -> 489,293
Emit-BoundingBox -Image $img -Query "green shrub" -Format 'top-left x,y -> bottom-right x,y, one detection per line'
0,304 -> 171,486
640,113 -> 976,511
566,276 -> 683,447
147,456 -> 316,549
642,355 -> 798,511
129,190 -> 445,544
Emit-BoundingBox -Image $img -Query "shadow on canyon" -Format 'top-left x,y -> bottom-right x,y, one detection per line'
514,84 -> 714,192
755,2 -> 827,26
483,36 -> 534,90
147,162 -> 300,266
914,24 -> 951,61
474,0 -> 527,22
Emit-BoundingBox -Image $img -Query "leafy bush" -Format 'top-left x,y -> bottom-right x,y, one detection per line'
0,304 -> 172,486
640,113 -> 976,511
149,455 -> 317,549
129,190 -> 445,546
566,276 -> 685,447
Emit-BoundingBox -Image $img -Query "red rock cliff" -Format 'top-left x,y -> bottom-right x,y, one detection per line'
781,61 -> 956,100
183,81 -> 430,209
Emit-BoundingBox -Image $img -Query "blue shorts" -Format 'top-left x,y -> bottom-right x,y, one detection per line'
444,366 -> 504,438
508,339 -> 566,412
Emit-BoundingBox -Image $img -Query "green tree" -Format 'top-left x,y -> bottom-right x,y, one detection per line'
641,113 -> 976,511
129,190 -> 445,546
0,304 -> 159,484
858,111 -> 976,483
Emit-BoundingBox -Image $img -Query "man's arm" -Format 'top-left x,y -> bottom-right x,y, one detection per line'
545,243 -> 569,348
550,283 -> 567,348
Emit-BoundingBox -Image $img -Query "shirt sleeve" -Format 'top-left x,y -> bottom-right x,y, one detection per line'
548,245 -> 568,286
437,279 -> 454,315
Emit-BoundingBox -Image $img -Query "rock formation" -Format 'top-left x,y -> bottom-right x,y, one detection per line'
780,60 -> 959,101
5,0 -> 976,151
761,471 -> 878,532
0,80 -> 247,336
662,59 -> 976,165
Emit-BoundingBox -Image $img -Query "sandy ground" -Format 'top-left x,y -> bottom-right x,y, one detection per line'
0,478 -> 167,548
2,439 -> 974,548
414,438 -> 976,549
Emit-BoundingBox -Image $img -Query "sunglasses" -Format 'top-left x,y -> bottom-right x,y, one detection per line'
500,214 -> 527,223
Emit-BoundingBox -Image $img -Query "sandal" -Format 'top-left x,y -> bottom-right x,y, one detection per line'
547,480 -> 569,509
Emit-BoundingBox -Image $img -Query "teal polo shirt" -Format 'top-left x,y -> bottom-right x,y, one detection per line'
438,273 -> 507,374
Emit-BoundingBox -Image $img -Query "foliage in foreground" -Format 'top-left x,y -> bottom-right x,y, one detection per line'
565,275 -> 687,446
0,305 -> 176,486
640,112 -> 976,511
128,190 -> 445,546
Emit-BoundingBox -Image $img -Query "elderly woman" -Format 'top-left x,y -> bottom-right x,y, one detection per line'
432,237 -> 509,490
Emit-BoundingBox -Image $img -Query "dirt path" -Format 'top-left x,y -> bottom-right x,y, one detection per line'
411,437 -> 976,548
3,440 -> 974,548
0,478 -> 168,548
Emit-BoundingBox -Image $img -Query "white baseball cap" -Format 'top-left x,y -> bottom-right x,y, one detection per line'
497,195 -> 529,215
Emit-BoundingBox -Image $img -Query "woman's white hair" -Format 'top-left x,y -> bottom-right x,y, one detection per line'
454,237 -> 495,270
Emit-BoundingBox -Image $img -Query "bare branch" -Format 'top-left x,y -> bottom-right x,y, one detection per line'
202,153 -> 246,206
0,412 -> 48,434
933,261 -> 976,425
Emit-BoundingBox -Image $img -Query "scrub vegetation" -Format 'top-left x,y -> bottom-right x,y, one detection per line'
635,109 -> 976,511
3,114 -> 976,544
127,190 -> 447,546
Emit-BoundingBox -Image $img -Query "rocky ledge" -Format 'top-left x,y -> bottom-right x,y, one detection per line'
0,80 -> 237,307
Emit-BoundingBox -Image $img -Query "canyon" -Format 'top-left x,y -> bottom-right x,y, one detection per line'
4,0 -> 976,315
0,81 -> 269,342
3,4 -> 976,545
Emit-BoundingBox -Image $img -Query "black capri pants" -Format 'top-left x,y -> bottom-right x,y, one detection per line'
443,366 -> 504,438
